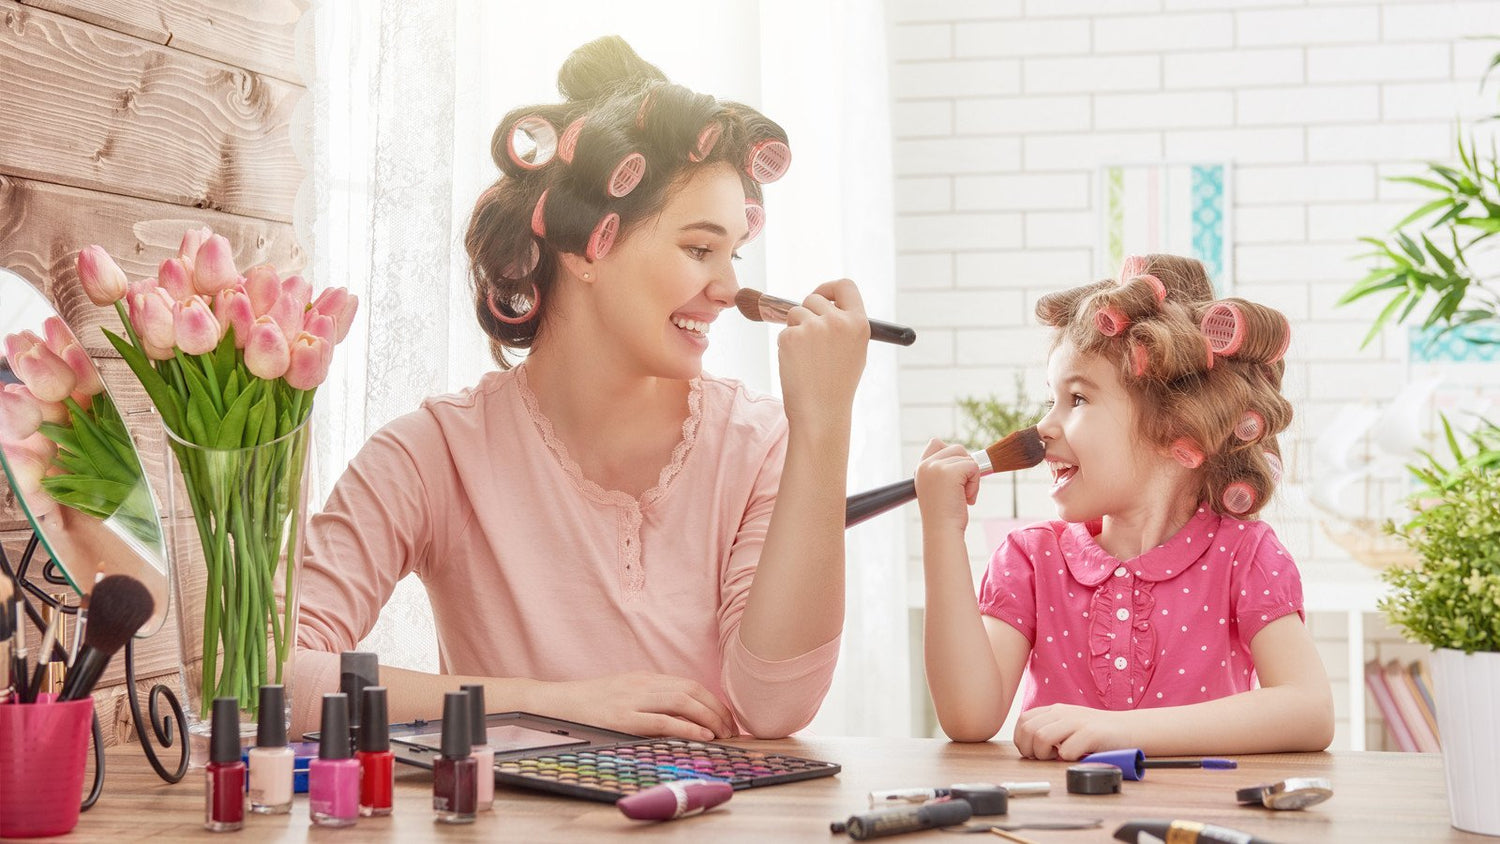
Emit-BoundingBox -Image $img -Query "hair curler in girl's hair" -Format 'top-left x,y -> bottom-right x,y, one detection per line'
586,213 -> 621,261
1095,306 -> 1130,336
1199,299 -> 1292,363
1234,411 -> 1264,443
1091,275 -> 1167,337
1036,280 -> 1116,327
558,117 -> 586,164
1171,438 -> 1205,469
506,115 -> 559,170
745,200 -> 765,241
1264,451 -> 1283,485
531,190 -> 549,238
1221,481 -> 1257,515
1119,254 -> 1150,281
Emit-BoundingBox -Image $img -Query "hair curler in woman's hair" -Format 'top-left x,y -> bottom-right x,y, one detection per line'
1199,299 -> 1292,363
506,115 -> 559,171
745,200 -> 765,241
558,117 -> 586,164
503,240 -> 541,280
531,190 -> 549,238
488,284 -> 542,325
1221,481 -> 1257,515
586,213 -> 621,261
1234,411 -> 1264,443
746,139 -> 792,184
635,83 -> 661,129
608,153 -> 647,198
691,121 -> 723,162
1171,438 -> 1205,469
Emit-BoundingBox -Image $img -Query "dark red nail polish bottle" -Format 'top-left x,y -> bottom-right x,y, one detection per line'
432,691 -> 477,824
205,697 -> 246,832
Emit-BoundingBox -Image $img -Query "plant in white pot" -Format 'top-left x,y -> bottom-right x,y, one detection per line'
1382,425 -> 1500,836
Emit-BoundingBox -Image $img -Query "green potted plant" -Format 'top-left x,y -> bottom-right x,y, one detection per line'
955,375 -> 1046,547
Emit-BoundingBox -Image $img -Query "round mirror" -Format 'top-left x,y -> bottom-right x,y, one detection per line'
0,268 -> 171,635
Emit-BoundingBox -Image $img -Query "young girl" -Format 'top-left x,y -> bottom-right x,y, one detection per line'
914,255 -> 1333,758
292,37 -> 869,740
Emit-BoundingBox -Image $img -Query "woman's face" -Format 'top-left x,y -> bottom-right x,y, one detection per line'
588,162 -> 747,381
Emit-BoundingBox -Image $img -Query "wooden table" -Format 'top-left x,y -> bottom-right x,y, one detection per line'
50,737 -> 1486,842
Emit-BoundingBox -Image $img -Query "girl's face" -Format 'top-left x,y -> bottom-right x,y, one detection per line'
1036,338 -> 1187,524
587,162 -> 747,381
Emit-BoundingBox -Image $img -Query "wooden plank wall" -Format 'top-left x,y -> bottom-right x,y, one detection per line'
0,0 -> 307,745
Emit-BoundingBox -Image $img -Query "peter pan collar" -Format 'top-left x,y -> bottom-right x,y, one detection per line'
1060,507 -> 1220,586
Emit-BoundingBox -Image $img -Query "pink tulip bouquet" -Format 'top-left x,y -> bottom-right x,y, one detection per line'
76,227 -> 358,722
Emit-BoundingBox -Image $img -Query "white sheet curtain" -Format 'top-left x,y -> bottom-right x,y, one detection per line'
302,0 -> 908,736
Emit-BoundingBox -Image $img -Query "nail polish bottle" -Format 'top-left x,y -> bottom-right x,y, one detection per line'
461,683 -> 495,811
433,691 -> 477,824
248,684 -> 293,814
357,686 -> 394,817
309,693 -> 360,827
340,651 -> 378,745
205,697 -> 246,832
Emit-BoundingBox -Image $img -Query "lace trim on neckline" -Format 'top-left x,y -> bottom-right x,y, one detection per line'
514,364 -> 704,511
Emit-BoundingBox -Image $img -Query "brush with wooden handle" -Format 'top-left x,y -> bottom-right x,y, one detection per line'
845,426 -> 1046,528
734,288 -> 917,346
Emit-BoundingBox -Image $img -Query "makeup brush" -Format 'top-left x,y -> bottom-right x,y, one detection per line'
734,288 -> 917,346
845,426 -> 1046,528
57,574 -> 155,702
25,602 -> 63,703
1,576 -> 13,703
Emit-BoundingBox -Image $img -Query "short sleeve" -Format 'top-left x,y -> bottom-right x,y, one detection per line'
1230,526 -> 1304,647
977,531 -> 1039,643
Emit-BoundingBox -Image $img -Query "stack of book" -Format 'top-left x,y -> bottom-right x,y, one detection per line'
1364,659 -> 1440,752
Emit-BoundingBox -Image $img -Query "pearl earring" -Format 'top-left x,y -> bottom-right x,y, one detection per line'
582,272 -> 591,279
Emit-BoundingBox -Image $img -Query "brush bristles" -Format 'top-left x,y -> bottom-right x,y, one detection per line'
985,426 -> 1046,473
734,287 -> 765,322
83,575 -> 155,658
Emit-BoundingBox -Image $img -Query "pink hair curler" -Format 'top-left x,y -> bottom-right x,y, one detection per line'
690,122 -> 723,163
1264,451 -> 1283,485
1234,411 -> 1264,443
1222,481 -> 1256,515
1171,438 -> 1204,469
744,200 -> 765,241
1095,306 -> 1129,337
1130,342 -> 1150,378
1119,255 -> 1149,281
635,87 -> 657,129
530,190 -> 548,238
488,284 -> 541,325
586,213 -> 620,261
746,139 -> 792,184
1270,313 -> 1292,363
608,153 -> 647,198
507,115 -> 558,171
501,240 -> 541,280
1200,302 -> 1246,356
1137,273 -> 1167,304
558,117 -> 586,164
1203,334 -> 1216,370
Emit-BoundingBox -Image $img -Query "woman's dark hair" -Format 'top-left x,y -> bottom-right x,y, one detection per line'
464,36 -> 790,367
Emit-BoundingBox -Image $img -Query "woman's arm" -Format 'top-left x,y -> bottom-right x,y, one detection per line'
1013,614 -> 1334,759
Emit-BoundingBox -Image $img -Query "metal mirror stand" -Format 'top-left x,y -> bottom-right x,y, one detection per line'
0,532 -> 188,795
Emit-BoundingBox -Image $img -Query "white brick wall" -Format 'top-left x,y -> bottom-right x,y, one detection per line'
885,0 -> 1500,745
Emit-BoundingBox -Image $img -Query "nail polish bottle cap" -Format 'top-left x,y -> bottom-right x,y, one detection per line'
460,683 -> 487,748
319,693 -> 352,760
256,685 -> 287,748
340,651 -> 379,730
440,691 -> 471,758
210,697 -> 242,764
358,687 -> 390,752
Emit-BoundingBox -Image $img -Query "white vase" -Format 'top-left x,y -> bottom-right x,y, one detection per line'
1430,647 -> 1500,837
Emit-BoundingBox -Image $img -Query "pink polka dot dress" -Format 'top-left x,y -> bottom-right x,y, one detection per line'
977,507 -> 1303,712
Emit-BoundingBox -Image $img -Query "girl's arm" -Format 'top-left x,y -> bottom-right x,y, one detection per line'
916,440 -> 1033,742
1014,613 -> 1334,759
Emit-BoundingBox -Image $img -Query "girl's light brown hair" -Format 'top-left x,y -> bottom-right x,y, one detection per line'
1034,255 -> 1292,518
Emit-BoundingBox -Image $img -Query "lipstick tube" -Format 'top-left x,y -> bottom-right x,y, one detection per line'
617,779 -> 734,820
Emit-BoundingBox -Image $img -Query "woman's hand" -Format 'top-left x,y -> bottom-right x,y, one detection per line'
776,279 -> 869,430
914,438 -> 981,534
1013,703 -> 1132,761
542,672 -> 737,741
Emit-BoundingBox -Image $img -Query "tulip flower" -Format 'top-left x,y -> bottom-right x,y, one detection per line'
158,257 -> 195,301
268,285 -> 305,342
310,288 -> 359,342
127,277 -> 159,300
129,287 -> 177,360
213,289 -> 256,349
244,266 -> 281,317
303,312 -> 336,347
0,383 -> 44,441
174,297 -> 222,356
193,234 -> 240,296
244,317 -> 291,380
1,441 -> 56,516
42,316 -> 75,355
76,245 -> 128,306
179,226 -> 214,263
3,329 -> 42,367
281,275 -> 312,313
58,342 -> 103,397
284,332 -> 332,391
12,339 -> 78,402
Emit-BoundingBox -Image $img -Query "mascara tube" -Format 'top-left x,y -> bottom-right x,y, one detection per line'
832,800 -> 972,840
1114,819 -> 1274,844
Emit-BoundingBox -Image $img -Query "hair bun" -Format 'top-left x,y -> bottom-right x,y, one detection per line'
557,36 -> 668,102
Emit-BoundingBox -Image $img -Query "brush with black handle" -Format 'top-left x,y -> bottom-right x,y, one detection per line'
845,426 -> 1046,528
735,288 -> 917,346
57,575 -> 155,702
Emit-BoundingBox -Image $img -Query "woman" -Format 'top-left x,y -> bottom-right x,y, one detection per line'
293,36 -> 870,740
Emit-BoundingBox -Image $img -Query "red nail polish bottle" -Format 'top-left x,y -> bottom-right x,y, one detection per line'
432,692 -> 477,824
205,697 -> 246,832
357,686 -> 394,816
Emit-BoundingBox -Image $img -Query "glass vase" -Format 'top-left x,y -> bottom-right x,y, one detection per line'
165,418 -> 310,753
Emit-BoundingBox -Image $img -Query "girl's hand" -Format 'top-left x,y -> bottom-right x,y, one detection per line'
1014,703 -> 1131,761
543,672 -> 737,742
776,279 -> 869,430
914,438 -> 981,532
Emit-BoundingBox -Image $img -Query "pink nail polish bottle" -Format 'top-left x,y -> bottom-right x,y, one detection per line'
460,684 -> 494,811
309,693 -> 360,827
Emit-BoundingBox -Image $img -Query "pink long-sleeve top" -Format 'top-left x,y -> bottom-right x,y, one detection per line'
293,365 -> 839,738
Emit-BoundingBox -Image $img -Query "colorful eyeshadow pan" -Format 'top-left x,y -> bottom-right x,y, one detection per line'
493,738 -> 840,803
